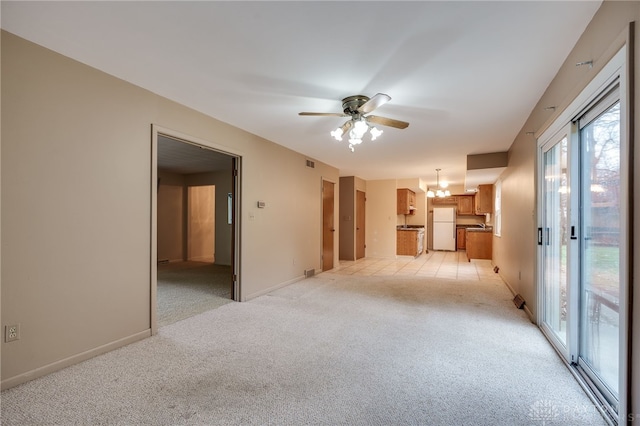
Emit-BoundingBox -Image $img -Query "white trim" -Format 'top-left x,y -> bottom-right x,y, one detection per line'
494,179 -> 502,237
151,127 -> 158,335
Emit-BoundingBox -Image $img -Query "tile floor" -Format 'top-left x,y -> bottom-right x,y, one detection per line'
330,250 -> 503,282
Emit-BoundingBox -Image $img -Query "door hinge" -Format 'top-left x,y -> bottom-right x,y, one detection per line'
232,274 -> 238,282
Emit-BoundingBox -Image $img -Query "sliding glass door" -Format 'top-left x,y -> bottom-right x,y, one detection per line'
537,47 -> 627,422
578,94 -> 621,406
540,130 -> 570,351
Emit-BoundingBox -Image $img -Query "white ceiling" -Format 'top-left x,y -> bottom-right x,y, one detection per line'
1,1 -> 602,188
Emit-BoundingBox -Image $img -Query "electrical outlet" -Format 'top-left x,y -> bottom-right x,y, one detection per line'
5,324 -> 20,342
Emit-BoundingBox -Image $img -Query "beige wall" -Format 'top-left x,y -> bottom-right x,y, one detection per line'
1,31 -> 339,388
493,0 -> 639,416
365,180 -> 397,258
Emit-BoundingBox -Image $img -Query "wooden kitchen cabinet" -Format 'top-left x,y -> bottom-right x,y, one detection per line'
466,230 -> 492,261
457,195 -> 475,215
397,188 -> 416,215
456,228 -> 466,250
397,230 -> 419,256
475,184 -> 493,214
431,195 -> 457,205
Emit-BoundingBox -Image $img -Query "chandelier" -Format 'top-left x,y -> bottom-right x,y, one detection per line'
427,168 -> 451,198
330,117 -> 383,152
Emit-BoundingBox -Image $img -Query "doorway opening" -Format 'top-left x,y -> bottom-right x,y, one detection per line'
152,127 -> 241,332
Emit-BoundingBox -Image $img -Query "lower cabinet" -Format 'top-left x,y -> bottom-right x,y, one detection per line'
397,229 -> 424,256
466,231 -> 492,261
456,228 -> 466,250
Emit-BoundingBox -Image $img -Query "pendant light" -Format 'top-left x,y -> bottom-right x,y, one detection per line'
427,168 -> 451,198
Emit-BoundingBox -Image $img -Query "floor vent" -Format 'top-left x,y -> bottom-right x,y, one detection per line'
304,268 -> 315,278
513,294 -> 526,309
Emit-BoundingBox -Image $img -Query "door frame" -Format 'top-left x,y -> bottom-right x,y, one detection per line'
321,178 -> 337,271
356,189 -> 366,259
151,125 -> 242,335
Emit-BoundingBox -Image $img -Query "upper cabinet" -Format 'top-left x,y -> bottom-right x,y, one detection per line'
457,195 -> 475,215
475,184 -> 494,214
431,195 -> 458,205
397,188 -> 416,215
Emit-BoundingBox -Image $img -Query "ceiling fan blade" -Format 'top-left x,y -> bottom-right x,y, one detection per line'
357,93 -> 391,114
340,120 -> 353,134
299,112 -> 347,117
366,115 -> 410,129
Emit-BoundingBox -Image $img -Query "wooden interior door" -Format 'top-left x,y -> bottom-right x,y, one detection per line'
322,180 -> 335,271
356,190 -> 365,259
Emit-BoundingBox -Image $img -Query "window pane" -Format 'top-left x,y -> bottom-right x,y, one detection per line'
580,101 -> 620,398
542,136 -> 568,346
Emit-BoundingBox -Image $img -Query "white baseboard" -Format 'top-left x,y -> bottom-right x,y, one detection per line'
1,329 -> 151,390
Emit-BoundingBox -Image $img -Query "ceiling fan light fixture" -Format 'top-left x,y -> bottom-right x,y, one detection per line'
299,93 -> 409,152
330,128 -> 343,141
369,126 -> 383,141
351,119 -> 369,139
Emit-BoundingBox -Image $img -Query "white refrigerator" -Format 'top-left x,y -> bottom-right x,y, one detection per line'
433,207 -> 456,251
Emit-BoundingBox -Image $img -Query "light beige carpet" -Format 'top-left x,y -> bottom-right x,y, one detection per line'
1,272 -> 607,425
157,261 -> 233,327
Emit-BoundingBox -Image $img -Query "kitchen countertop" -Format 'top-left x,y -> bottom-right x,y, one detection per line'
397,225 -> 425,230
465,227 -> 493,232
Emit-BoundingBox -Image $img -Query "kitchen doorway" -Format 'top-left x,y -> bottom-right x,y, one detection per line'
151,126 -> 241,333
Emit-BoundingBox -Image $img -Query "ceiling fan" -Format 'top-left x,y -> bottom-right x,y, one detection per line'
299,93 -> 409,152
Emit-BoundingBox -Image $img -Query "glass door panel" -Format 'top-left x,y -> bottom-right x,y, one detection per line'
541,134 -> 569,348
579,100 -> 620,401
